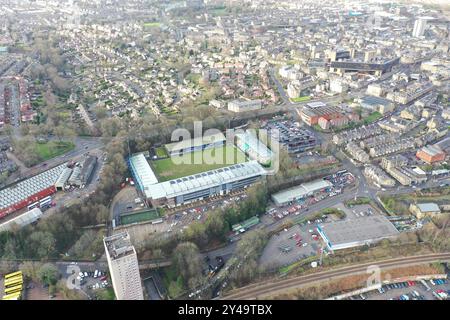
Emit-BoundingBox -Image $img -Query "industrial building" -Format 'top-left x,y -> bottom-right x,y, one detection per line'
300,102 -> 342,126
356,95 -> 395,115
0,208 -> 43,233
317,216 -> 399,251
235,132 -> 273,166
271,179 -> 333,206
0,163 -> 67,219
144,161 -> 266,208
67,156 -> 97,187
416,145 -> 446,164
409,203 -> 442,219
330,57 -> 400,76
227,99 -> 262,113
104,232 -> 144,300
54,167 -> 73,190
164,132 -> 226,157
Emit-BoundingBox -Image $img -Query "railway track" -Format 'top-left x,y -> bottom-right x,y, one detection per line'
222,253 -> 450,300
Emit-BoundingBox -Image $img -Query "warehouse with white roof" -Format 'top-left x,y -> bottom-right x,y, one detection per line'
0,163 -> 67,218
271,179 -> 333,206
0,208 -> 43,232
317,216 -> 399,251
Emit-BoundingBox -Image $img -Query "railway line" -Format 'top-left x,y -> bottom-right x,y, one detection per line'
222,252 -> 450,300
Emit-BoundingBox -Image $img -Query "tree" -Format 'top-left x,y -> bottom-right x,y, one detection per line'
172,242 -> 203,289
38,263 -> 59,286
230,229 -> 268,287
205,212 -> 228,241
19,261 -> 43,282
28,231 -> 56,259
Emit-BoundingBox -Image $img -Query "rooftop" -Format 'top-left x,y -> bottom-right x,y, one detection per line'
129,152 -> 159,187
271,179 -> 332,204
235,132 -> 273,160
416,203 -> 441,213
318,215 -> 399,247
104,232 -> 136,260
164,132 -> 226,153
0,163 -> 67,210
420,145 -> 445,157
145,160 -> 266,200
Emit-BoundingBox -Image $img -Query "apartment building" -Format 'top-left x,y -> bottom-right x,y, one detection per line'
104,232 -> 144,300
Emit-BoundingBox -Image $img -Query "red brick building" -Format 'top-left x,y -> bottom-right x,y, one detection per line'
416,145 -> 446,164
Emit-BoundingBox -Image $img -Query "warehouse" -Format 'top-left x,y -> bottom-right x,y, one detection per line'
55,167 -> 73,190
271,179 -> 333,206
0,163 -> 67,218
317,216 -> 399,251
416,145 -> 446,164
67,156 -> 97,187
164,132 -> 226,157
0,208 -> 43,232
235,132 -> 273,166
144,160 -> 266,208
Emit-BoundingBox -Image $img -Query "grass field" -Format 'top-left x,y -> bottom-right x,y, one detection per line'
120,209 -> 160,225
151,145 -> 247,181
363,111 -> 382,125
35,141 -> 75,161
291,96 -> 311,103
143,22 -> 161,27
155,146 -> 168,158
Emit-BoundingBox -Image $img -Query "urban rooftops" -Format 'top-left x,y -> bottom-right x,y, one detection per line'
104,232 -> 136,260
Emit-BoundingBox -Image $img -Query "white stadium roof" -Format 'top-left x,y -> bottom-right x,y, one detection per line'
236,132 -> 273,160
129,153 -> 159,187
144,160 -> 266,200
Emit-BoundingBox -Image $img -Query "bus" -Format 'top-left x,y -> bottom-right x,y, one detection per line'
4,284 -> 22,295
40,196 -> 52,205
4,271 -> 22,280
4,277 -> 23,288
27,201 -> 40,210
39,197 -> 52,209
2,292 -> 21,300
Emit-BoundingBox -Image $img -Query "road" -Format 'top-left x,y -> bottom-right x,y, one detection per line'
4,136 -> 104,185
222,252 -> 450,300
268,67 -> 290,104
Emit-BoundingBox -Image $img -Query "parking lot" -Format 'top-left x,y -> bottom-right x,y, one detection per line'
349,278 -> 450,300
259,224 -> 323,270
266,171 -> 355,223
335,203 -> 379,220
63,263 -> 111,299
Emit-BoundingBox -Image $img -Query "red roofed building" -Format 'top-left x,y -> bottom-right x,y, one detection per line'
416,145 -> 446,164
